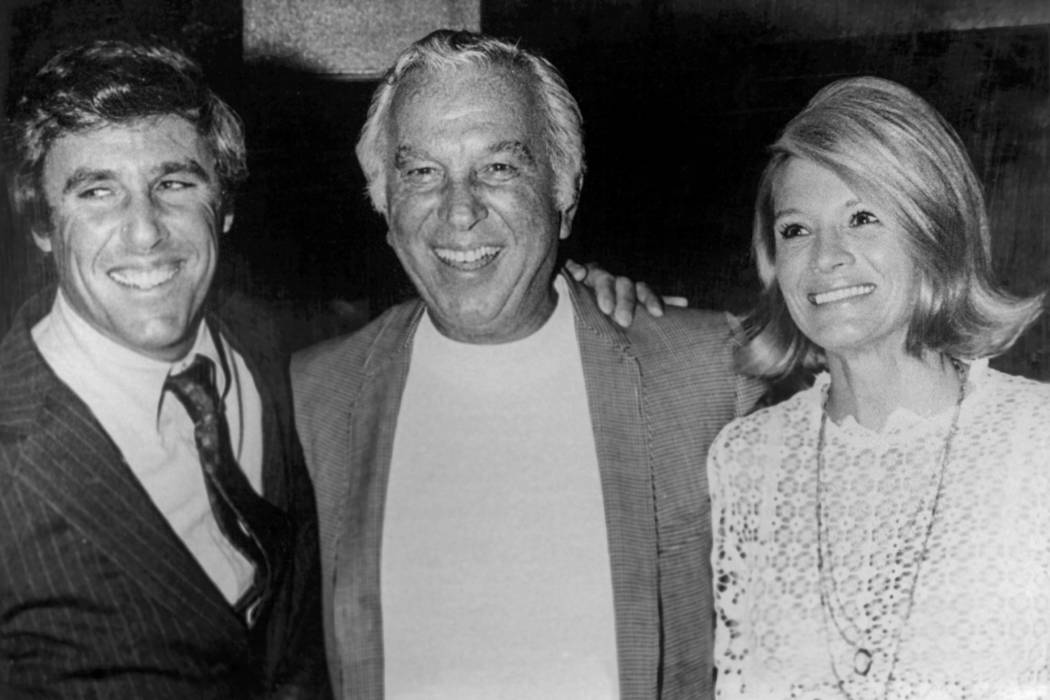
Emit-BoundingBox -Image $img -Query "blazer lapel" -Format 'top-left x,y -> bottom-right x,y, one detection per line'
0,292 -> 241,638
335,304 -> 421,700
566,275 -> 661,699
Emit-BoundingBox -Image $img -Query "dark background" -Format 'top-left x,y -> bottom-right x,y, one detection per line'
2,0 -> 1048,376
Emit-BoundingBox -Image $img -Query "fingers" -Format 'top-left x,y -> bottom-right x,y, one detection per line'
634,282 -> 666,320
562,259 -> 679,328
612,275 -> 637,327
661,295 -> 688,308
564,258 -> 588,281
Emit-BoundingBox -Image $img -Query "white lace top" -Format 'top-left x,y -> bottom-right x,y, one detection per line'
708,362 -> 1050,700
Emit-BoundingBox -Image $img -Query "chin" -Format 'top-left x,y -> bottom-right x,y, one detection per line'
126,319 -> 199,360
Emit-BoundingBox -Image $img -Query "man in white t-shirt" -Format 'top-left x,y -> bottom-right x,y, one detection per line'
293,29 -> 762,700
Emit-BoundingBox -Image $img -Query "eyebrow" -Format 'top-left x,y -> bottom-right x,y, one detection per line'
773,198 -> 863,219
489,140 -> 536,165
394,146 -> 426,169
61,159 -> 212,195
393,141 -> 537,168
156,159 -> 211,182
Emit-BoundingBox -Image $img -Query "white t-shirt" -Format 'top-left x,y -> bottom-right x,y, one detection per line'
382,279 -> 619,699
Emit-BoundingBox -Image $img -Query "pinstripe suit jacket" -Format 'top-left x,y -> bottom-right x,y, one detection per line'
292,274 -> 762,700
0,289 -> 329,699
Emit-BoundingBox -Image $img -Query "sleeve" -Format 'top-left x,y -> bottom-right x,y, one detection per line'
707,421 -> 752,697
262,362 -> 332,700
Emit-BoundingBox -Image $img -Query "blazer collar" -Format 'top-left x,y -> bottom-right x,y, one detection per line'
0,288 -> 59,436
559,271 -> 634,352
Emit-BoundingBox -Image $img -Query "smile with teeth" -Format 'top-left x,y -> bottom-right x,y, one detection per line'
109,262 -> 182,290
808,284 -> 875,305
434,245 -> 501,269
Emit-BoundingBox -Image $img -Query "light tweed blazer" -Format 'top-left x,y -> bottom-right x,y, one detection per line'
291,273 -> 762,700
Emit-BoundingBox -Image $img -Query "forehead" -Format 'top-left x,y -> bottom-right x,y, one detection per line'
43,115 -> 214,185
771,157 -> 855,207
388,64 -> 543,150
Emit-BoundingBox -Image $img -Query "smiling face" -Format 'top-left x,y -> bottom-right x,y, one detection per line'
37,115 -> 230,361
771,157 -> 918,362
384,64 -> 570,344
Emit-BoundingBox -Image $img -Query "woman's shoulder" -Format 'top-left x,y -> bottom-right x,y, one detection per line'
965,365 -> 1050,449
711,377 -> 822,457
976,365 -> 1050,413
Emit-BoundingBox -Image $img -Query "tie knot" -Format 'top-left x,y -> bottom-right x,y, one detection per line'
165,354 -> 219,423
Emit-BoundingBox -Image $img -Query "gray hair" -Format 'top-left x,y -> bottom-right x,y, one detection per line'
355,29 -> 584,214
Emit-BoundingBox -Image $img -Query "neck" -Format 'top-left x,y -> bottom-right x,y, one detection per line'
825,348 -> 961,430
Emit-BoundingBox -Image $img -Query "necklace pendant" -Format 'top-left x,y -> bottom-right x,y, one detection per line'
853,648 -> 873,676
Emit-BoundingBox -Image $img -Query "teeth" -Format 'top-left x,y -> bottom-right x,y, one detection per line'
109,263 -> 180,290
809,284 -> 875,305
435,246 -> 500,266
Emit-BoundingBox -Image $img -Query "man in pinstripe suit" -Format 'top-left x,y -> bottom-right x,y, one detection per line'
292,30 -> 762,700
0,41 -> 327,698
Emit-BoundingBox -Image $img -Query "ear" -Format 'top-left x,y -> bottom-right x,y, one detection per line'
31,228 -> 53,253
558,204 -> 576,241
558,172 -> 583,241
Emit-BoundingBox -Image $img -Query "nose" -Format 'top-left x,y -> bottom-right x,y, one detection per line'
812,228 -> 854,272
439,177 -> 487,231
121,194 -> 168,251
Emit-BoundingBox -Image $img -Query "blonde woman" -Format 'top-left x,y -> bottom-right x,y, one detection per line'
709,77 -> 1049,699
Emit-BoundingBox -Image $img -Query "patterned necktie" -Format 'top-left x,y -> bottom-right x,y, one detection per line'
164,354 -> 289,626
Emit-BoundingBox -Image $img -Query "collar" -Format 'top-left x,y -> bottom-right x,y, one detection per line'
0,288 -> 60,435
34,290 -> 228,428
559,270 -> 633,352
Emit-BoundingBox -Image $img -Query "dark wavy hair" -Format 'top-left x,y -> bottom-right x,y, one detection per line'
5,39 -> 247,237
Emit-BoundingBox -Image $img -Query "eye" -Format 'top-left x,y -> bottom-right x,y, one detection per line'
401,165 -> 441,187
480,162 -> 519,182
849,210 -> 880,227
77,186 -> 114,200
157,179 -> 195,192
776,222 -> 808,240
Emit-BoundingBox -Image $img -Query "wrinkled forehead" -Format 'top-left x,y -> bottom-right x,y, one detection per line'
387,63 -> 545,148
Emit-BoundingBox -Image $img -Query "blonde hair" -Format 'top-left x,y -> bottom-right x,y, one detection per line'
740,76 -> 1043,379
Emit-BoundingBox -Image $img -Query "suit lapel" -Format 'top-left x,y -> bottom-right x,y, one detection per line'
566,276 -> 660,698
0,292 -> 241,638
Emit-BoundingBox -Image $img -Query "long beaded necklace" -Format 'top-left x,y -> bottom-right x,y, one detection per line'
814,364 -> 967,699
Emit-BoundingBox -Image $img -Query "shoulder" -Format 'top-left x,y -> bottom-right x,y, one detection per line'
710,382 -> 817,469
290,300 -> 421,427
608,307 -> 743,389
563,273 -> 736,361
624,306 -> 736,355
980,366 -> 1050,403
969,366 -> 1050,440
623,308 -> 768,415
292,300 -> 421,389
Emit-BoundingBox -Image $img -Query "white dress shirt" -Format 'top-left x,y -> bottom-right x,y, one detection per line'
32,290 -> 264,604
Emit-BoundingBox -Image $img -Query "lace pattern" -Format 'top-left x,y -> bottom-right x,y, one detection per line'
709,364 -> 1050,699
